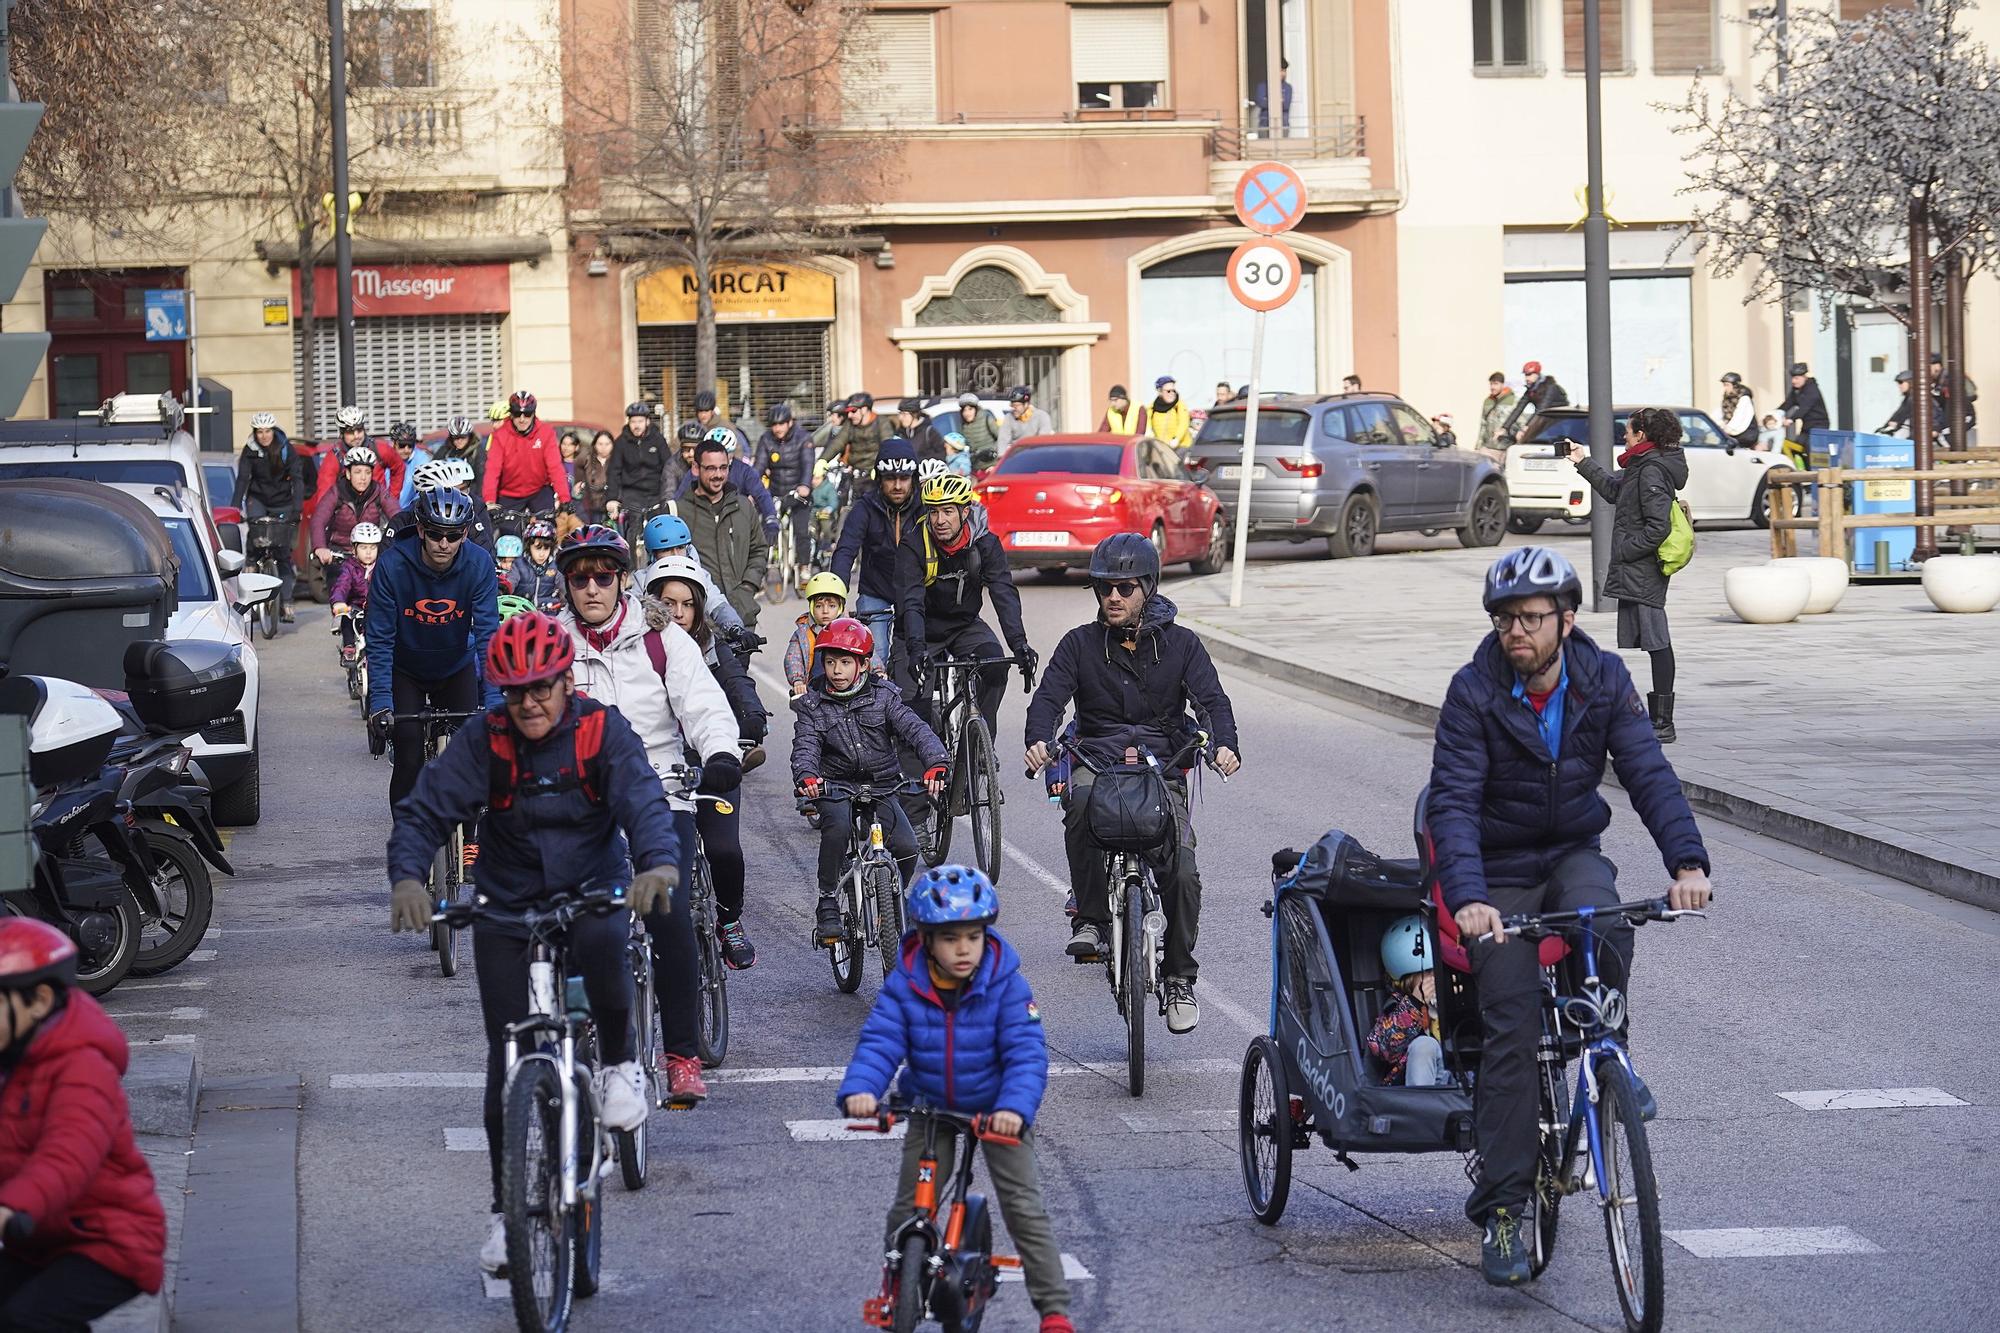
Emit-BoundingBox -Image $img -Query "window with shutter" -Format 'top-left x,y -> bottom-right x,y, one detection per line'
294,315 -> 504,439
1652,0 -> 1714,73
1071,5 -> 1170,111
1839,0 -> 1914,18
632,0 -> 671,133
1471,0 -> 1537,73
1562,0 -> 1626,73
843,11 -> 936,125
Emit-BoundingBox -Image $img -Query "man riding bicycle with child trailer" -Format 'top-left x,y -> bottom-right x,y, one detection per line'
1023,533 -> 1240,1035
386,610 -> 680,1277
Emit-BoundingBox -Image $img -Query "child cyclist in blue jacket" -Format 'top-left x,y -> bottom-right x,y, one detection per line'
838,867 -> 1074,1333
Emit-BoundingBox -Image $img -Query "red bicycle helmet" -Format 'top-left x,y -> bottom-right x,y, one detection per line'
555,523 -> 632,572
508,389 -> 538,417
0,918 -> 79,992
815,616 -> 874,659
486,610 -> 575,687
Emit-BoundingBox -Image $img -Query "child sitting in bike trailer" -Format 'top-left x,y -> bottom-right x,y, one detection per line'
492,534 -> 523,593
0,919 -> 167,1330
791,617 -> 948,943
1364,915 -> 1449,1087
328,520 -> 382,662
513,519 -> 564,610
784,571 -> 849,697
837,867 -> 1073,1333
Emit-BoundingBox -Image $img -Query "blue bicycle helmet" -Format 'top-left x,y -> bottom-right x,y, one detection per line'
907,865 -> 1000,928
703,425 -> 739,453
495,534 -> 524,559
415,486 -> 474,531
1380,914 -> 1434,981
1483,546 -> 1582,613
643,513 -> 693,555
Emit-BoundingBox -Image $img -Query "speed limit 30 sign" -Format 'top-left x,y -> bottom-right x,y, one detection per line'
1225,238 -> 1302,312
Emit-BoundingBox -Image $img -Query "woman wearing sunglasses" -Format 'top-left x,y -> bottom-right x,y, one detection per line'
364,487 -> 503,806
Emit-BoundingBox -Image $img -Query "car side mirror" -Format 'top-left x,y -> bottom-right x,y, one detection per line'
216,547 -> 246,575
233,571 -> 281,614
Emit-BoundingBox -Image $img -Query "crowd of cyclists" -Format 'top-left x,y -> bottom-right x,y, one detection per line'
0,383 -> 1711,1330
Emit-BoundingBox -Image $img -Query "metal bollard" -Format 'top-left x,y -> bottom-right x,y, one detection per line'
1875,540 -> 1891,576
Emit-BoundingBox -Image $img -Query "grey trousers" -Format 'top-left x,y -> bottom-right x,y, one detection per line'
886,1124 -> 1068,1316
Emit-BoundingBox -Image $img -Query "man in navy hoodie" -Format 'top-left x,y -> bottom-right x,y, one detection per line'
366,487 -> 501,805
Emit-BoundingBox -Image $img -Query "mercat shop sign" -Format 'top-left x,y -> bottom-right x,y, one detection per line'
636,262 -> 836,323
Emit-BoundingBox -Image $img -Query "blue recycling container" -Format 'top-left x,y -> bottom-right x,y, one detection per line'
1833,431 -> 1915,572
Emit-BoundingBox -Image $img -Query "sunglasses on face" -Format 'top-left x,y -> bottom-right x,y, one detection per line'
1094,579 -> 1143,599
566,570 -> 619,590
420,526 -> 466,544
1491,610 -> 1554,633
502,678 -> 562,704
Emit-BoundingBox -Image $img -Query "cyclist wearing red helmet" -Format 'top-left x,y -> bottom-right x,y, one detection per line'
0,919 -> 166,1328
387,610 -> 679,1274
482,389 -> 571,512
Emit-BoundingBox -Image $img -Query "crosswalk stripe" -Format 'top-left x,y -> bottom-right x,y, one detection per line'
103,1006 -> 205,1022
787,1118 -> 907,1142
185,950 -> 218,963
997,1253 -> 1095,1282
1667,1227 -> 1881,1258
342,1058 -> 1238,1094
333,1073 -> 483,1089
116,978 -> 211,991
1777,1087 -> 1967,1111
1119,1110 -> 1235,1134
444,1128 -> 487,1152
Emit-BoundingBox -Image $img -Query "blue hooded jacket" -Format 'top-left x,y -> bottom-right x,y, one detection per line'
837,928 -> 1049,1124
365,524 -> 501,713
1426,628 -> 1708,913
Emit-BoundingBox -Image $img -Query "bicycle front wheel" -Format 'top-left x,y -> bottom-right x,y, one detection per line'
692,862 -> 730,1067
502,1060 -> 574,1333
964,717 -> 1002,882
1596,1060 -> 1665,1333
619,937 -> 656,1190
872,860 -> 904,978
892,1234 -> 929,1333
1122,875 -> 1147,1097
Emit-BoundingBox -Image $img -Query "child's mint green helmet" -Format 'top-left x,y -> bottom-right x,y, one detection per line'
1380,914 -> 1433,981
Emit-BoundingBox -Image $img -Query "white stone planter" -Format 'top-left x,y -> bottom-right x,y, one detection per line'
1724,564 -> 1812,624
1769,556 -> 1849,615
1921,554 -> 2000,614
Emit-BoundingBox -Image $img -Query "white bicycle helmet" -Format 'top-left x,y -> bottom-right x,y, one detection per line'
250,411 -> 278,431
350,522 -> 384,545
334,405 -> 366,431
435,457 -> 475,488
410,458 -> 457,493
917,457 -> 949,483
342,444 -> 379,468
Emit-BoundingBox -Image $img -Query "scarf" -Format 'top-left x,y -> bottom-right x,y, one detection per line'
938,521 -> 973,556
582,600 -> 627,653
1616,439 -> 1657,469
1152,394 -> 1177,415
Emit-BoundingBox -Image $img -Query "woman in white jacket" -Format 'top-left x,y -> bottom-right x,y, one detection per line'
1719,372 -> 1759,449
554,525 -> 742,1108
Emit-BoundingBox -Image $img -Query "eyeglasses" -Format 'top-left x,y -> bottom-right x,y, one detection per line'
502,678 -> 563,704
1491,610 -> 1555,633
420,526 -> 466,544
566,570 -> 620,590
1093,579 -> 1143,599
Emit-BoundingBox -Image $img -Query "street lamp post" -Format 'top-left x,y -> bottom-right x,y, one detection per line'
1583,0 -> 1615,611
327,0 -> 357,408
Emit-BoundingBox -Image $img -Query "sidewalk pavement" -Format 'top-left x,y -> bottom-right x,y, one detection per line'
1175,527 -> 2000,910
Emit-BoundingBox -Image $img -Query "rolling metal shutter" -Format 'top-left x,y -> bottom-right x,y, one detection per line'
845,11 -> 935,124
638,322 -> 830,420
1070,5 -> 1170,85
294,313 -> 504,437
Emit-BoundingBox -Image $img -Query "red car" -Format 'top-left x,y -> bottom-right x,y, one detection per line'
977,434 -> 1228,577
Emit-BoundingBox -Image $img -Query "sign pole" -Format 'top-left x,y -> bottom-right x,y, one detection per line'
1227,309 -> 1266,609
186,282 -> 200,451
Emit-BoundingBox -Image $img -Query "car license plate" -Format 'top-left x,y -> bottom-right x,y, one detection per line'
1524,459 -> 1560,472
1012,531 -> 1070,547
1216,465 -> 1269,480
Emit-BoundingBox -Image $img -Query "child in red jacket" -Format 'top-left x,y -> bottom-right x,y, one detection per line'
0,919 -> 165,1328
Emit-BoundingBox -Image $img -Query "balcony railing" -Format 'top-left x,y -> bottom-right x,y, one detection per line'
1212,113 -> 1366,162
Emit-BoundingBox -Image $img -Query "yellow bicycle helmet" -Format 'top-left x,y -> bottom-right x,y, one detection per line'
801,571 -> 848,603
922,474 -> 977,508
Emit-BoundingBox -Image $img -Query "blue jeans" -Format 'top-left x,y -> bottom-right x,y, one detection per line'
1403,1034 -> 1447,1088
854,593 -> 893,669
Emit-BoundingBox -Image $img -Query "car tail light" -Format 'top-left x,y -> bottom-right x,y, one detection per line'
1568,491 -> 1585,506
1276,457 -> 1323,480
1186,457 -> 1207,471
1074,486 -> 1123,505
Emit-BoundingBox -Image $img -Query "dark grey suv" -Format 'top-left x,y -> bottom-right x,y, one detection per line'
1192,392 -> 1509,558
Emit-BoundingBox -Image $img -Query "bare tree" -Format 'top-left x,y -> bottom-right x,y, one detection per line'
562,0 -> 892,402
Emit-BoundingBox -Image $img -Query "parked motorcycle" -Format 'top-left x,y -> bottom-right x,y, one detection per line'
111,729 -> 226,975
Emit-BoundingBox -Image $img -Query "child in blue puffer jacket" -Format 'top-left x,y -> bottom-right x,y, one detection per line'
838,867 -> 1072,1333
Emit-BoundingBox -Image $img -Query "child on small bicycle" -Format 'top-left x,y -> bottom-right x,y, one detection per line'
327,520 -> 382,662
837,867 -> 1073,1333
784,571 -> 848,697
492,534 -> 522,593
514,520 -> 564,609
1365,915 -> 1449,1087
791,617 -> 947,943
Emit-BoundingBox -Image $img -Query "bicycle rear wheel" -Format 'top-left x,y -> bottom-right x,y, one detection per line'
433,826 -> 464,976
963,717 -> 1002,882
259,580 -> 279,639
617,932 -> 656,1190
1237,1034 -> 1293,1224
873,861 -> 904,977
1122,874 -> 1146,1097
1597,1061 -> 1665,1333
569,1066 -> 603,1298
502,1060 -> 574,1333
692,860 -> 730,1067
1532,1056 -> 1572,1276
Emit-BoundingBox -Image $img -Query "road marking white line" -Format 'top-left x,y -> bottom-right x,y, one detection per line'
1667,1227 -> 1882,1258
129,1034 -> 197,1046
486,1272 -> 636,1299
709,1065 -> 851,1085
1119,1110 -> 1236,1134
1777,1087 -> 1968,1111
998,1253 -> 1095,1283
116,978 -> 211,991
1003,839 -> 1071,901
331,1073 -> 483,1089
444,1128 -> 487,1152
482,1277 -> 509,1300
185,950 -> 217,963
102,1006 -> 205,1021
787,1118 -> 908,1142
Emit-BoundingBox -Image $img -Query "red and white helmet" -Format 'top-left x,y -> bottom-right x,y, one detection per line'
815,616 -> 874,659
485,610 -> 575,688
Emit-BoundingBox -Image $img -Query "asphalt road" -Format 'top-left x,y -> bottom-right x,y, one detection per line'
165,548 -> 1999,1333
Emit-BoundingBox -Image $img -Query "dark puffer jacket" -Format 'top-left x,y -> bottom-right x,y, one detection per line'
1023,594 -> 1239,768
831,487 -> 926,603
605,424 -> 671,512
1574,446 -> 1687,608
1426,628 -> 1708,914
791,673 -> 947,785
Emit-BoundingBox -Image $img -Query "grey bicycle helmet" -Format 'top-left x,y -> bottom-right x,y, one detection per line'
1482,546 -> 1582,613
415,487 -> 475,531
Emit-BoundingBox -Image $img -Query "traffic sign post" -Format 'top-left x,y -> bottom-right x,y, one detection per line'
1232,161 -> 1308,236
1224,233 -> 1303,609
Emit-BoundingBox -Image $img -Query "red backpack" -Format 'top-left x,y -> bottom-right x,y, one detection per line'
485,697 -> 609,811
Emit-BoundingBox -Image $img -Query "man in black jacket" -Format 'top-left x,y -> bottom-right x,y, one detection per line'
1498,361 -> 1570,443
1779,362 -> 1828,466
895,397 -> 950,463
831,437 -> 923,668
757,402 -> 815,574
232,412 -> 310,621
1023,533 -> 1240,1034
604,402 -> 669,535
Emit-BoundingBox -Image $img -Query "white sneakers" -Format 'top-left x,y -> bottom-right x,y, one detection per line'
1164,977 -> 1200,1034
596,1060 -> 649,1132
480,1213 -> 508,1274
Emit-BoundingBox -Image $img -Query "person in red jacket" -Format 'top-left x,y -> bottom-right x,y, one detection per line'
0,919 -> 165,1329
310,405 -> 406,514
482,389 -> 571,512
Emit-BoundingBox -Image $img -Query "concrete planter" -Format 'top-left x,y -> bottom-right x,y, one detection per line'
1724,564 -> 1812,624
1769,556 -> 1849,615
1920,554 -> 2000,614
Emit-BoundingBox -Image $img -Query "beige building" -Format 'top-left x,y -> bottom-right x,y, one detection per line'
1395,0 -> 1999,439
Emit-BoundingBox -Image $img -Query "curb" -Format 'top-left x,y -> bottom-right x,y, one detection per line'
126,1045 -> 201,1138
1190,617 -> 2000,913
175,1074 -> 304,1332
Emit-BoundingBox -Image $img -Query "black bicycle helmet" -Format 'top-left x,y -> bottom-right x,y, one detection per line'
768,401 -> 794,425
1482,546 -> 1582,613
1089,532 -> 1160,590
625,401 -> 650,419
415,486 -> 475,531
389,421 -> 419,447
676,420 -> 703,444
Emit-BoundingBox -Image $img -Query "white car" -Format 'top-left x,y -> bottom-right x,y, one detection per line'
0,410 -> 216,511
1505,406 -> 1796,535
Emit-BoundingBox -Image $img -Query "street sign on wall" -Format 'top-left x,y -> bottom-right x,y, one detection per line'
144,289 -> 188,341
1232,160 -> 1308,236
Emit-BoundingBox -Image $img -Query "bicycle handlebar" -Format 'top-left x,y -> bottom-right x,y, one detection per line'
662,764 -> 735,810
804,777 -> 928,801
845,1102 -> 1022,1147
1472,897 -> 1708,944
439,885 -> 631,932
923,653 -> 1037,694
1027,730 -> 1213,781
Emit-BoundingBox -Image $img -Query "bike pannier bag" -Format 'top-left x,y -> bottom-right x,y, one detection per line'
1084,764 -> 1174,852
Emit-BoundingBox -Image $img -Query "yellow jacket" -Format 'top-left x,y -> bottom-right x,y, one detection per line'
1147,399 -> 1192,448
1100,403 -> 1148,435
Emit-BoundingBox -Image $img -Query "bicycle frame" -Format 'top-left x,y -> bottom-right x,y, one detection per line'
504,947 -> 604,1214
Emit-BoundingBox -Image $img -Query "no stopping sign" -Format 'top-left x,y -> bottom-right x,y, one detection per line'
1225,238 -> 1302,312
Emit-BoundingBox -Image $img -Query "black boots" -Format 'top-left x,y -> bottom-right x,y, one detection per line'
1647,692 -> 1677,745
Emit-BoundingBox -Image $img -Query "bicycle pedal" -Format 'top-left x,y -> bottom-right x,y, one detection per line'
862,1297 -> 894,1328
990,1254 -> 1022,1270
1071,951 -> 1105,965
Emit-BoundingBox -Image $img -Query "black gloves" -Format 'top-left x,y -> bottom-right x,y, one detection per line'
698,751 -> 743,794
